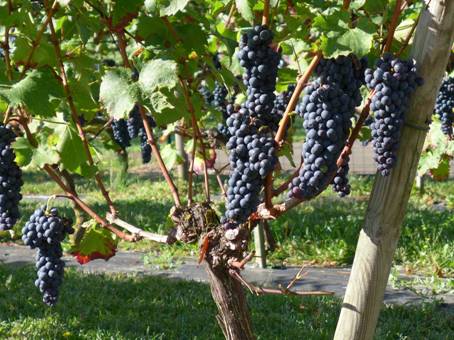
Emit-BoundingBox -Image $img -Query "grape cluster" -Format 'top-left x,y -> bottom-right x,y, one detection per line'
288,55 -> 366,200
270,84 -> 296,132
316,55 -> 367,107
22,206 -> 73,306
222,26 -> 279,227
127,105 -> 141,139
236,25 -> 280,129
289,81 -> 355,199
126,105 -> 156,164
138,128 -> 152,164
332,155 -> 351,197
111,119 -> 131,149
223,113 -> 276,225
434,76 -> 454,136
217,104 -> 235,141
365,53 -> 423,176
0,124 -> 23,231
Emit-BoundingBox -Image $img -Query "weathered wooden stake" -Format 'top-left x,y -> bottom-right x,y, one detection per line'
334,2 -> 454,339
254,222 -> 267,268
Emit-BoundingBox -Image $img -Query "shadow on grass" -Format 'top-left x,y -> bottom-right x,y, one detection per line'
0,264 -> 452,339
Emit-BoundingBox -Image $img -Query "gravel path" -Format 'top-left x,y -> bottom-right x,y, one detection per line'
1,244 -> 452,310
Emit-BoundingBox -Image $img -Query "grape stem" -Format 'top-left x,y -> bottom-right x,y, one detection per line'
229,270 -> 334,297
383,0 -> 404,53
89,117 -> 114,142
225,2 -> 236,29
262,0 -> 271,26
48,18 -> 117,217
180,78 -> 211,203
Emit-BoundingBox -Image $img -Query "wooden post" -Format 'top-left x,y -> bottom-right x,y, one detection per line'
254,222 -> 267,268
334,2 -> 454,340
175,127 -> 188,180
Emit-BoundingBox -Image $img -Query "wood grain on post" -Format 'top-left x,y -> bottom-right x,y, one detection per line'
334,1 -> 454,339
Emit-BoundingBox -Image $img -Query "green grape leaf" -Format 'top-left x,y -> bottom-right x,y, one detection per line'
12,36 -> 57,68
337,27 -> 373,56
56,123 -> 90,174
70,221 -> 117,265
0,69 -> 63,117
139,59 -> 178,96
12,137 -> 34,167
235,0 -> 254,22
160,143 -> 184,170
31,143 -> 60,168
99,70 -> 136,119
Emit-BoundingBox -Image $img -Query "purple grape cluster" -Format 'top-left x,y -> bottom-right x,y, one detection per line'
222,25 -> 279,227
126,105 -> 156,164
111,119 -> 131,149
22,206 -> 73,306
365,53 -> 423,176
434,76 -> 454,136
289,81 -> 355,199
289,56 -> 365,199
0,124 -> 23,231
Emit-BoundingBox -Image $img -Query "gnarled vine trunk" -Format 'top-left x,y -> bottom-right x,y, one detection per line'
206,265 -> 255,340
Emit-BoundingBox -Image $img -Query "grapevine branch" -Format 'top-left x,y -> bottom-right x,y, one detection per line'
42,165 -> 135,241
106,213 -> 174,244
230,270 -> 334,297
188,128 -> 198,205
113,29 -> 182,207
138,105 -> 182,207
47,19 -> 117,216
225,2 -> 236,29
383,0 -> 404,53
180,79 -> 211,203
262,0 -> 271,26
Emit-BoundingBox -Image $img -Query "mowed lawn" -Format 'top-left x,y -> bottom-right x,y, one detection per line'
0,265 -> 453,339
0,151 -> 453,339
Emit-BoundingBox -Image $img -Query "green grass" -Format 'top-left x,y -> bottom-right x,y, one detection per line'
0,265 -> 452,339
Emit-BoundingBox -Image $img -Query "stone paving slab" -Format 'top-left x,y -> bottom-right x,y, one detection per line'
1,244 -> 452,309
